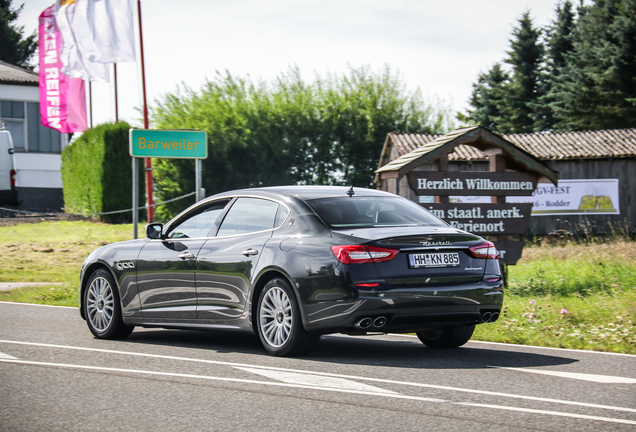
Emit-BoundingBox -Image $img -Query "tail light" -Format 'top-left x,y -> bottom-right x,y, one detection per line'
468,241 -> 499,259
331,245 -> 399,264
10,169 -> 16,187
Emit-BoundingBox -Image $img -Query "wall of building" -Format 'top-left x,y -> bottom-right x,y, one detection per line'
1,83 -> 67,213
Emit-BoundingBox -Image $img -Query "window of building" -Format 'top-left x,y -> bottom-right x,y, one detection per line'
0,100 -> 62,153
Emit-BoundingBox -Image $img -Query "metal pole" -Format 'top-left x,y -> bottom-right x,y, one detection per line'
195,159 -> 202,202
132,157 -> 138,239
114,63 -> 119,122
137,0 -> 154,222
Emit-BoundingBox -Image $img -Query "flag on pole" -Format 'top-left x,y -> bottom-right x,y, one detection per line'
54,0 -> 137,82
55,0 -> 109,82
39,5 -> 88,133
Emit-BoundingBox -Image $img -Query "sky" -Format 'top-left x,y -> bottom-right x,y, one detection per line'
17,0 -> 565,129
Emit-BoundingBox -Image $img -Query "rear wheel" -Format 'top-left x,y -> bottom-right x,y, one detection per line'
257,278 -> 319,356
416,324 -> 475,348
84,268 -> 134,339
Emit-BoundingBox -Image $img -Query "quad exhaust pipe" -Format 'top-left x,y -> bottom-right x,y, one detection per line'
354,316 -> 387,330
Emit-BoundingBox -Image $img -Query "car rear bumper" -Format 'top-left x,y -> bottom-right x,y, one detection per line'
302,281 -> 503,334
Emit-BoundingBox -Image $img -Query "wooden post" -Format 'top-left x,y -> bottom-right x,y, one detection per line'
434,154 -> 449,203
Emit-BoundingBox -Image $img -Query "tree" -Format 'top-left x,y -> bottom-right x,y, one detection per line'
550,0 -> 636,130
496,11 -> 545,133
0,1 -> 37,69
533,1 -> 576,131
463,63 -> 510,132
150,66 -> 454,220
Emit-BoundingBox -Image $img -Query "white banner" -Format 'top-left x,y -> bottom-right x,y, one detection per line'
445,179 -> 620,216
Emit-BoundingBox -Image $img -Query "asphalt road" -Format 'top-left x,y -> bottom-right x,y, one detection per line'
1,301 -> 635,432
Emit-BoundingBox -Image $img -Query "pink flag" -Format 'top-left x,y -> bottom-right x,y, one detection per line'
39,5 -> 87,133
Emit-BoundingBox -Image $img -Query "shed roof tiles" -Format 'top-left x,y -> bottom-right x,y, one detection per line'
384,128 -> 636,165
0,60 -> 38,86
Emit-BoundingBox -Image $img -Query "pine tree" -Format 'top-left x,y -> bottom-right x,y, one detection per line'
551,0 -> 636,130
0,1 -> 37,69
464,63 -> 510,132
533,1 -> 576,131
496,11 -> 545,133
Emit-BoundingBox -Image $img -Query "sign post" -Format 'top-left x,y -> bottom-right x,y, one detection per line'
129,129 -> 208,238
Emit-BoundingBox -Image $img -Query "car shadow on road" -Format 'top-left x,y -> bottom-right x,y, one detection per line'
122,328 -> 578,369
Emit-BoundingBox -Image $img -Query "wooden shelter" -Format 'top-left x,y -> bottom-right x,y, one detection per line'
377,126 -> 636,237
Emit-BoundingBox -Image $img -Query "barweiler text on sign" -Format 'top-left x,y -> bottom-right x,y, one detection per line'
137,137 -> 201,151
129,129 -> 207,159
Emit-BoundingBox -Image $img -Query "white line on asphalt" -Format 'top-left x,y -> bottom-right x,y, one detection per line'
0,358 -> 445,403
0,351 -> 17,359
0,301 -> 75,309
1,302 -> 634,358
1,357 -> 634,427
235,366 -> 399,394
0,339 -> 634,415
490,366 -> 636,384
457,403 -> 636,426
394,334 -> 636,358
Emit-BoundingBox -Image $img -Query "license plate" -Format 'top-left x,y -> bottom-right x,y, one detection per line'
409,252 -> 460,268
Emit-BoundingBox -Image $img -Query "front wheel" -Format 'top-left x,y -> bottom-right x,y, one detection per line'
257,278 -> 319,356
84,268 -> 134,339
416,324 -> 475,348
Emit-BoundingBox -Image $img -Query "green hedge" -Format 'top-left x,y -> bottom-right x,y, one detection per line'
61,122 -> 145,223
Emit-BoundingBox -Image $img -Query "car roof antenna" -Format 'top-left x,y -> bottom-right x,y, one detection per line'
346,186 -> 355,198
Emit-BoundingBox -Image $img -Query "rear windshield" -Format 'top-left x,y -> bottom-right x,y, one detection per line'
306,196 -> 448,229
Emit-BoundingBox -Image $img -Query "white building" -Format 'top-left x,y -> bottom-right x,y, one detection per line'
0,60 -> 68,212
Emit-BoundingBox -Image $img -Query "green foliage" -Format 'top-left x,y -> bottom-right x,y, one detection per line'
464,63 -> 510,131
466,0 -> 636,133
474,292 -> 636,354
61,122 -> 145,223
0,0 -> 37,69
550,0 -> 636,130
506,238 -> 636,297
151,66 -> 454,220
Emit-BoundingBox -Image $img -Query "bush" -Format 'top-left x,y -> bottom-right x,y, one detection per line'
61,122 -> 145,223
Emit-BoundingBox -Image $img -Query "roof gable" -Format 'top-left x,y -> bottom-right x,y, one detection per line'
376,126 -> 559,184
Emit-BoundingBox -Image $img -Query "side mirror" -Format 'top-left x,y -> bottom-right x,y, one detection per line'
145,223 -> 163,239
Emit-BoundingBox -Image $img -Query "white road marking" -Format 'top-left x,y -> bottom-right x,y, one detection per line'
490,366 -> 636,384
0,358 -> 444,402
1,339 -> 635,415
395,334 -> 636,358
1,357 -> 634,426
458,403 -> 636,426
235,366 -> 398,394
0,351 -> 17,359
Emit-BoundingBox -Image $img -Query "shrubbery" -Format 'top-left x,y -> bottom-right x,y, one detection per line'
61,122 -> 145,223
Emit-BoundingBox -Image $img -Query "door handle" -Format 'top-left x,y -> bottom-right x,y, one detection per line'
178,252 -> 196,260
242,248 -> 259,257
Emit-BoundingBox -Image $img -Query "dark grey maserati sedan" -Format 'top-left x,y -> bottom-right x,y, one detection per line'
79,186 -> 503,356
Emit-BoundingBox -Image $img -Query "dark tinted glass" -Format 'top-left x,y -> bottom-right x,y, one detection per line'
307,196 -> 447,228
167,199 -> 230,239
217,198 -> 279,236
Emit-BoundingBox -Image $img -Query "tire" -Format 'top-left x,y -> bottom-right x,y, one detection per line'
84,268 -> 134,340
256,278 -> 319,356
416,324 -> 475,348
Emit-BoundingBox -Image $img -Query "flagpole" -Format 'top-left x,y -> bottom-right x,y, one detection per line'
137,0 -> 154,222
89,81 -> 93,128
114,63 -> 119,122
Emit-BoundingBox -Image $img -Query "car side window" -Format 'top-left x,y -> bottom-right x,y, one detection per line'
217,197 -> 280,237
167,199 -> 230,239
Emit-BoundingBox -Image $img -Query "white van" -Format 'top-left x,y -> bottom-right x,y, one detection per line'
0,126 -> 19,206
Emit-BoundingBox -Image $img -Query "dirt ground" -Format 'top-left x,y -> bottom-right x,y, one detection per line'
0,213 -> 95,227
